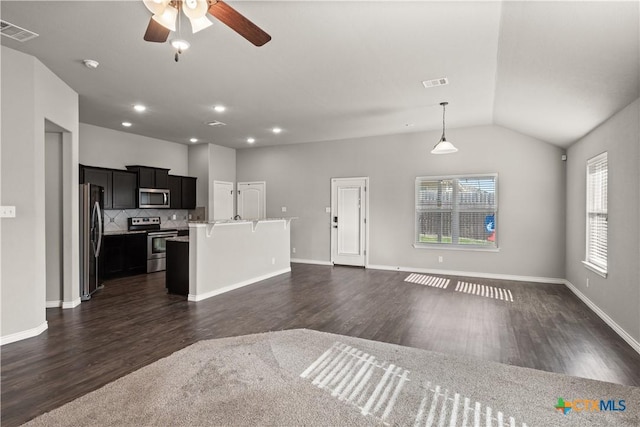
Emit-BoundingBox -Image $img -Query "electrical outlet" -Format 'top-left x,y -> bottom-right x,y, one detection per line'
586,277 -> 589,288
325,207 -> 331,213
438,256 -> 443,263
281,206 -> 287,212
292,247 -> 296,254
172,214 -> 177,220
271,257 -> 276,265
0,206 -> 16,218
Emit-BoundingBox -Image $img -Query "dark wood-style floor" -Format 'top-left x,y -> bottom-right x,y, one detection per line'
2,263 -> 639,426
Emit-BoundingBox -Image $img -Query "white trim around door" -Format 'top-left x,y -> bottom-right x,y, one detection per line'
330,177 -> 369,267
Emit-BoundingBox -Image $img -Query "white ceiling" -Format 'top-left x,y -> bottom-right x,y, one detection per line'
1,1 -> 638,149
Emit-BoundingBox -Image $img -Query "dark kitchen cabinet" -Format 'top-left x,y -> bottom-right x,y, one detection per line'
168,175 -> 182,209
111,171 -> 137,209
80,165 -> 137,210
166,239 -> 189,296
80,166 -> 112,208
101,233 -> 147,279
167,175 -> 197,209
181,176 -> 197,209
126,166 -> 170,189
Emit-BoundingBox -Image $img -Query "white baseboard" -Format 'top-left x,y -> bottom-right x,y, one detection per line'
291,258 -> 333,266
367,264 -> 564,284
46,300 -> 62,308
62,298 -> 81,309
564,280 -> 640,355
188,267 -> 292,302
1,321 -> 48,346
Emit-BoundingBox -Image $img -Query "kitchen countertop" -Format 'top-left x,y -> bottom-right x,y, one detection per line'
166,236 -> 189,243
104,227 -> 189,236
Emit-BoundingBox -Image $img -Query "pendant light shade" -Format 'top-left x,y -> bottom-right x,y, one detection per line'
143,0 -> 169,15
152,4 -> 178,32
431,101 -> 458,154
182,0 -> 214,33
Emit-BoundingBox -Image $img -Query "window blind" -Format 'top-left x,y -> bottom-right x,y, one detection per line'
586,152 -> 608,272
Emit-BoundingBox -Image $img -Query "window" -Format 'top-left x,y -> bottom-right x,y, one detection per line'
584,152 -> 608,277
415,174 -> 497,249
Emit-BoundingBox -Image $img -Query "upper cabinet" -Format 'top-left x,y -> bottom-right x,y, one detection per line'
80,165 -> 137,210
80,166 -> 112,208
168,175 -> 197,209
126,165 -> 170,189
111,170 -> 137,209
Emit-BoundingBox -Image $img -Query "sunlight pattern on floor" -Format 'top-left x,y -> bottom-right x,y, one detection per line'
455,281 -> 514,302
301,341 -> 528,427
404,273 -> 450,289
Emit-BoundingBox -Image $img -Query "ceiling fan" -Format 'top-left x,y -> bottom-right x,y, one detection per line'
142,0 -> 271,47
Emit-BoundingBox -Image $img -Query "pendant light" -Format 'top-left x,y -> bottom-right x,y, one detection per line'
431,101 -> 458,154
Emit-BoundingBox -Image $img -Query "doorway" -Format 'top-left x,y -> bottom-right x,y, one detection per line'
45,131 -> 63,307
331,177 -> 368,267
237,181 -> 266,219
212,181 -> 234,220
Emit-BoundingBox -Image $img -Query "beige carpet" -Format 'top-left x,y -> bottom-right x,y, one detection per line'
25,329 -> 639,426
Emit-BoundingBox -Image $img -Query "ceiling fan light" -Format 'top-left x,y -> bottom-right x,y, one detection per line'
142,0 -> 169,16
431,138 -> 458,154
188,15 -> 214,34
182,0 -> 209,18
152,4 -> 178,32
171,39 -> 191,51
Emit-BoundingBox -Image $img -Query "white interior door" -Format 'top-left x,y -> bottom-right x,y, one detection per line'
237,181 -> 266,219
213,181 -> 234,220
331,177 -> 368,266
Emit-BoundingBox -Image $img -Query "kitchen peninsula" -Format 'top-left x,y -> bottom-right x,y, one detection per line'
186,218 -> 294,302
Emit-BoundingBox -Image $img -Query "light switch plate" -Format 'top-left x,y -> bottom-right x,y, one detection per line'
0,206 -> 16,218
325,207 -> 331,213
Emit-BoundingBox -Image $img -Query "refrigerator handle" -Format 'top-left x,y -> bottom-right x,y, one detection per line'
93,201 -> 103,258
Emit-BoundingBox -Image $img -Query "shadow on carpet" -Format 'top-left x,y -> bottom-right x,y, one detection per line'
25,329 -> 639,426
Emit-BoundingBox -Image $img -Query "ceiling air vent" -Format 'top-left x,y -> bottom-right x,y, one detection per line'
422,77 -> 449,88
206,120 -> 226,127
0,20 -> 39,42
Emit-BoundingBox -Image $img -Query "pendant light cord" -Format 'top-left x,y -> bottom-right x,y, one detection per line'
441,102 -> 447,140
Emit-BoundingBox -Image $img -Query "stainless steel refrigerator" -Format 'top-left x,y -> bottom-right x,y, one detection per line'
80,183 -> 104,301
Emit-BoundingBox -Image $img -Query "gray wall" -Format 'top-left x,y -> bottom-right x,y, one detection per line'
188,144 -> 210,210
208,144 -> 236,220
237,125 -> 566,279
566,98 -> 640,343
79,123 -> 188,175
188,143 -> 237,220
45,132 -> 63,304
1,46 -> 79,342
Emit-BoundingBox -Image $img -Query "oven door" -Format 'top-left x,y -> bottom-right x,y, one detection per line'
147,232 -> 178,260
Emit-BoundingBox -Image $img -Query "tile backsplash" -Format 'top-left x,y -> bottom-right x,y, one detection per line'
103,209 -> 189,232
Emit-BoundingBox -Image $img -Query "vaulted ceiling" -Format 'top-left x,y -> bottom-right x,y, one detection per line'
1,1 -> 638,149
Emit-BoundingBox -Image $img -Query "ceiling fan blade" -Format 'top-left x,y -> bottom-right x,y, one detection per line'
143,17 -> 170,43
208,1 -> 271,46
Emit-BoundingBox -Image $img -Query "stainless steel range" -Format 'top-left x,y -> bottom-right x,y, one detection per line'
128,217 -> 178,273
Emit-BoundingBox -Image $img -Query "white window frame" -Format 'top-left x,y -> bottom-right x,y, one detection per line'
414,174 -> 498,251
583,152 -> 608,277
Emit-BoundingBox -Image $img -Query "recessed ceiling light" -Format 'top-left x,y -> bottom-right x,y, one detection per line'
213,105 -> 226,113
134,104 -> 146,112
82,59 -> 99,69
190,138 -> 198,143
247,137 -> 255,144
122,121 -> 132,127
272,127 -> 282,134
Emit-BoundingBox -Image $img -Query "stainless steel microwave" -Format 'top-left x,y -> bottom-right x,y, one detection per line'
138,188 -> 170,208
